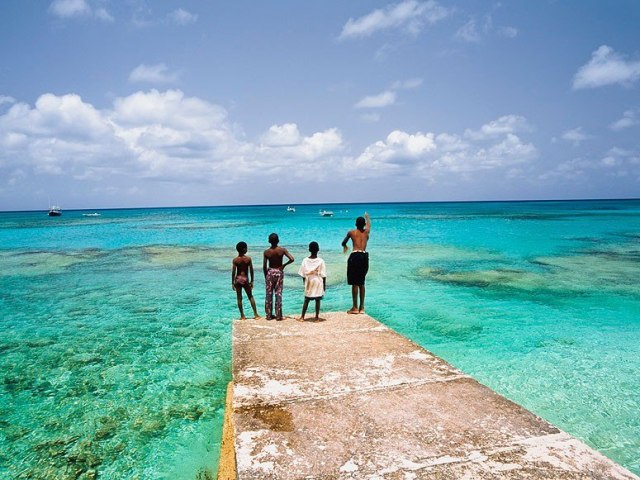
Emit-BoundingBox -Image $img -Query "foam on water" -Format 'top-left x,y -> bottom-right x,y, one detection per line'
1,201 -> 639,477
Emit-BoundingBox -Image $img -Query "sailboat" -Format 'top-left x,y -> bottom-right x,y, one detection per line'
48,205 -> 62,216
47,197 -> 62,216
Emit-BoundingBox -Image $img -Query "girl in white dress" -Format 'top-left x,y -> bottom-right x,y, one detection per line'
297,241 -> 327,321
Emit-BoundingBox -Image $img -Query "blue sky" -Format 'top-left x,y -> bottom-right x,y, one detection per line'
0,0 -> 639,210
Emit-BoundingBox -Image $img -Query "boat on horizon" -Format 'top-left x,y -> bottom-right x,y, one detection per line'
48,205 -> 62,217
286,206 -> 296,213
319,209 -> 333,217
82,212 -> 101,217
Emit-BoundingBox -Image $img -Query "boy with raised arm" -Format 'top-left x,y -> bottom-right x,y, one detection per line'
231,241 -> 260,320
341,212 -> 371,314
263,233 -> 295,320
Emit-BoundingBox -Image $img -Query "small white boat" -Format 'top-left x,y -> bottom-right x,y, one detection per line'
286,206 -> 296,213
319,209 -> 334,217
82,213 -> 101,217
48,206 -> 62,217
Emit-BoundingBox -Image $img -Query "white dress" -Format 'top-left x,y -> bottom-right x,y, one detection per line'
298,257 -> 327,299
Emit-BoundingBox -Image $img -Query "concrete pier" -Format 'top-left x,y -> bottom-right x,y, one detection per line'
225,312 -> 638,479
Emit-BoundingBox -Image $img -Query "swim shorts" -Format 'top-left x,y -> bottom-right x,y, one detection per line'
347,251 -> 369,285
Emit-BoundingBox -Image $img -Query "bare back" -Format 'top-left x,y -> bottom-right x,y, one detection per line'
342,213 -> 371,252
233,255 -> 252,276
263,246 -> 294,271
347,228 -> 369,251
264,247 -> 285,269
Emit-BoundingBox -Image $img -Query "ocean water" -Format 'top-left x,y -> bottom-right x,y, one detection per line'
1,200 -> 639,478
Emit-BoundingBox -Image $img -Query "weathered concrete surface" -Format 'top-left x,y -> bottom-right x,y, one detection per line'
231,312 -> 638,479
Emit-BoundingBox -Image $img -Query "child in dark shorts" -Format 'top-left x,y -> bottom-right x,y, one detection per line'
341,212 -> 371,314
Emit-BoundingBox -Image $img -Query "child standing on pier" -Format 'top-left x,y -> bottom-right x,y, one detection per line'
263,233 -> 295,321
297,241 -> 327,322
232,242 -> 260,320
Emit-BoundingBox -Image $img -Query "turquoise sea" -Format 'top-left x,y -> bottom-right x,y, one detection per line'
1,200 -> 639,478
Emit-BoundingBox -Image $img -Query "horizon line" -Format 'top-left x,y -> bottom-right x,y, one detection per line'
2,196 -> 640,214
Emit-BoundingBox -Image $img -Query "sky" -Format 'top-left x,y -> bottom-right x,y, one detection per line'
0,0 -> 639,211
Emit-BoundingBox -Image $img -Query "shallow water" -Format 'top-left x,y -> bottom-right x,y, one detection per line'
1,200 -> 639,478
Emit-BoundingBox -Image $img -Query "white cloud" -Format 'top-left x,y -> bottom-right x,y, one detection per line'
112,90 -> 227,129
374,43 -> 398,62
168,8 -> 198,26
561,127 -> 590,146
109,91 -> 235,180
95,8 -> 114,22
0,90 -> 345,185
49,0 -> 90,18
256,127 -> 344,178
539,158 -> 590,182
49,0 -> 113,21
0,93 -> 126,176
427,133 -> 535,175
456,15 -> 517,43
610,109 -> 638,131
349,117 -> 536,178
600,155 -> 619,167
455,19 -> 481,43
261,123 -> 301,146
391,78 -> 423,90
353,79 -> 421,115
498,26 -> 518,38
606,146 -> 634,158
464,115 -> 530,140
573,45 -> 640,89
540,147 -> 640,182
128,6 -> 197,28
351,131 -> 436,173
354,91 -> 396,109
0,90 -> 232,180
339,0 -> 449,40
129,64 -> 180,84
479,133 -> 536,167
0,93 -> 538,195
2,93 -> 110,140
0,95 -> 16,107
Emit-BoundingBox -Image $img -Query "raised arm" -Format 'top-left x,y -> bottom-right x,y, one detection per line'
364,212 -> 371,234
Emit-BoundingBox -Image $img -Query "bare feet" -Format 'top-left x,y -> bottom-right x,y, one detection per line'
253,315 -> 262,320
358,309 -> 365,315
347,308 -> 359,314
296,317 -> 305,322
239,316 -> 247,320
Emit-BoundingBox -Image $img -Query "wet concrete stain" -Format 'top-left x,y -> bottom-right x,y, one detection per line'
238,404 -> 294,432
